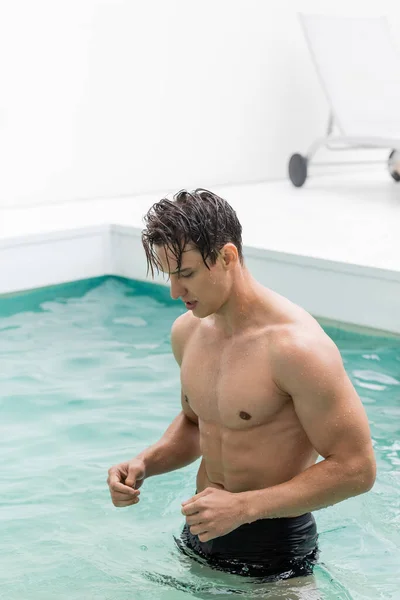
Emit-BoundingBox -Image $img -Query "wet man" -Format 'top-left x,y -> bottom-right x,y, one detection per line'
107,189 -> 375,586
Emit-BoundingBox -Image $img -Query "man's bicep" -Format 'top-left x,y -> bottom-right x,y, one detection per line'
171,315 -> 199,425
274,335 -> 373,461
294,369 -> 371,462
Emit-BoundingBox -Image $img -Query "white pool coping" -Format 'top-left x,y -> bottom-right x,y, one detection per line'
1,169 -> 400,335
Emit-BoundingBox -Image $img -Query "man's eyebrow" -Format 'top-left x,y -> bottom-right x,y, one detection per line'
169,267 -> 193,275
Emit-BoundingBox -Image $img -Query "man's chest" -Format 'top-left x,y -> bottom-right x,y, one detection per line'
180,335 -> 288,430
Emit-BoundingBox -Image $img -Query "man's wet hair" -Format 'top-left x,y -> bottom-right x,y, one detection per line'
141,188 -> 243,278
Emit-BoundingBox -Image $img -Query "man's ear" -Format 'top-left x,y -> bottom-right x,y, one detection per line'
220,243 -> 239,269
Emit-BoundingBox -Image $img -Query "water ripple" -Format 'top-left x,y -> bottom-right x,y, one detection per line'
353,370 -> 400,385
0,277 -> 399,600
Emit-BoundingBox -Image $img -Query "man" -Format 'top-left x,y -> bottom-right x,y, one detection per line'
107,188 -> 376,582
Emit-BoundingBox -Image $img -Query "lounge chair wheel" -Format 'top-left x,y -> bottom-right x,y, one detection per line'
288,153 -> 308,187
388,150 -> 400,182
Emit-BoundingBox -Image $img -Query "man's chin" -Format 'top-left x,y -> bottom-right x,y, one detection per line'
188,303 -> 200,316
192,305 -> 215,319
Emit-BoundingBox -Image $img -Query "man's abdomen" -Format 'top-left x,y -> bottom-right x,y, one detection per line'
197,422 -> 318,493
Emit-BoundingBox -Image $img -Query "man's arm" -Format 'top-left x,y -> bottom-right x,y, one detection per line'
241,328 -> 376,522
108,313 -> 201,507
136,312 -> 200,476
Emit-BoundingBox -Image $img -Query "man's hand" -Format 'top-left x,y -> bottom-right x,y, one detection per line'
181,487 -> 248,542
107,458 -> 146,507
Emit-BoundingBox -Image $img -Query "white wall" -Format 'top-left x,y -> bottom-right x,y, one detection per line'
0,0 -> 399,208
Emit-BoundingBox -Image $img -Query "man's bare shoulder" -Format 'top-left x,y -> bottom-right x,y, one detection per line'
268,319 -> 343,393
170,311 -> 200,365
269,316 -> 338,359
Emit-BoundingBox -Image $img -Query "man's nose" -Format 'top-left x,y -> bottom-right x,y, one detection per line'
170,277 -> 186,300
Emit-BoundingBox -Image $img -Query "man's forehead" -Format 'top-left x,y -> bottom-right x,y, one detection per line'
156,245 -> 202,273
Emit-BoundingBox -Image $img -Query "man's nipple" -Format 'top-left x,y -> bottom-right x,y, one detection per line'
239,411 -> 252,420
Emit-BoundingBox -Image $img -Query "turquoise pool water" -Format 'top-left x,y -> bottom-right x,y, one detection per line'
0,276 -> 399,600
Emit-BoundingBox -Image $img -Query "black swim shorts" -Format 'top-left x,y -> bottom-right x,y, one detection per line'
174,499 -> 319,581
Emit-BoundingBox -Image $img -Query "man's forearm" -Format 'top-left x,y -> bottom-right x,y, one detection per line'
136,411 -> 201,478
240,456 -> 375,522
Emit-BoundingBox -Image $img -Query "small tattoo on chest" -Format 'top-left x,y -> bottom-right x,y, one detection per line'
239,411 -> 252,420
184,395 -> 189,403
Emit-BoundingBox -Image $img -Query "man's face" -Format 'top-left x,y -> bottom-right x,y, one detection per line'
155,244 -> 229,318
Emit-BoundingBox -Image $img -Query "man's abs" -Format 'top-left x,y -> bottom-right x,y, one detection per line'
195,416 -> 318,494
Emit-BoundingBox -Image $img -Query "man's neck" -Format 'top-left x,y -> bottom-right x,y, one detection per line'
211,271 -> 272,336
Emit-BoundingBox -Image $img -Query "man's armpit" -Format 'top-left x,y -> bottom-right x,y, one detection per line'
181,390 -> 199,424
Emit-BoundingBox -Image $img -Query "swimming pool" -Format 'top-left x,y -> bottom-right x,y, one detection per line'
1,276 -> 399,599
